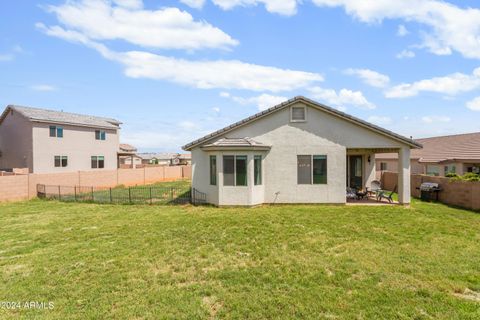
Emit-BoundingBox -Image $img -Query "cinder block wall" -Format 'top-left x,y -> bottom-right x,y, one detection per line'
0,166 -> 192,202
381,171 -> 480,211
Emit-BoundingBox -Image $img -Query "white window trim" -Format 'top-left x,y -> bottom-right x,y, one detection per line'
290,106 -> 307,122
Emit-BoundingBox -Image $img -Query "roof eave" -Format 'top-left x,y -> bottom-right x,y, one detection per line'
200,145 -> 271,151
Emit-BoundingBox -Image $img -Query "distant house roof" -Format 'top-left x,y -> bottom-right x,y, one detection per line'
201,137 -> 271,150
178,153 -> 191,160
138,153 -> 180,161
182,96 -> 421,151
376,132 -> 480,163
119,143 -> 137,153
0,105 -> 121,129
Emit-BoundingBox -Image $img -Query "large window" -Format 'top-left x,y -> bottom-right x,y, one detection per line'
210,155 -> 217,185
444,164 -> 456,175
298,155 -> 327,185
54,156 -> 68,167
91,156 -> 105,169
254,155 -> 262,185
426,165 -> 439,176
313,155 -> 327,184
49,126 -> 63,138
95,130 -> 106,140
223,155 -> 247,186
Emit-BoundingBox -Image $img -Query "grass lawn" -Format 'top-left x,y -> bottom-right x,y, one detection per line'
0,199 -> 479,319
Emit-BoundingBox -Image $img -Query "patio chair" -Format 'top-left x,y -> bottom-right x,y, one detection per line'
346,187 -> 357,200
377,186 -> 397,203
369,180 -> 381,196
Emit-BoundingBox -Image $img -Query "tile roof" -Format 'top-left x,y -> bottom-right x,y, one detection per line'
376,132 -> 480,163
1,105 -> 121,129
138,153 -> 180,160
182,96 -> 421,150
119,143 -> 137,153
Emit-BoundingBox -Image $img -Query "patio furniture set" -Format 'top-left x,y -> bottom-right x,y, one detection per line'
346,180 -> 397,203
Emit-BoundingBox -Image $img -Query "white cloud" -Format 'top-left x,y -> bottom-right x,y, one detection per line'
466,97 -> 480,111
212,0 -> 298,15
312,0 -> 480,59
38,25 -> 323,92
308,86 -> 376,109
228,93 -> 288,110
45,0 -> 238,51
367,115 -> 392,126
179,120 -> 198,130
397,24 -> 409,37
385,67 -> 480,98
180,0 -> 206,9
396,49 -> 415,59
219,91 -> 231,98
31,84 -> 57,92
0,53 -> 14,62
212,107 -> 221,113
344,68 -> 390,88
421,115 -> 451,123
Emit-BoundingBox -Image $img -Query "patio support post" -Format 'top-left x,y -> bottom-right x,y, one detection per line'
398,147 -> 411,205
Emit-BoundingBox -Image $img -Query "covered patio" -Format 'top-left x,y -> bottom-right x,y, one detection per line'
346,147 -> 411,205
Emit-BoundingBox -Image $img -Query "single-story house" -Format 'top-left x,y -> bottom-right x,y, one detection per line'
183,96 -> 421,206
137,152 -> 191,166
118,143 -> 142,168
376,132 -> 480,177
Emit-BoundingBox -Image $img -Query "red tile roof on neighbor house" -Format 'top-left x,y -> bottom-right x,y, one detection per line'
376,132 -> 480,163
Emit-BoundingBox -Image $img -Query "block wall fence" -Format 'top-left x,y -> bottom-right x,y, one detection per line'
381,171 -> 480,211
0,165 -> 192,202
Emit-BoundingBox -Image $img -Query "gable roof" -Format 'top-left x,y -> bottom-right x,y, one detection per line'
201,137 -> 271,150
376,132 -> 480,163
182,96 -> 422,151
0,105 -> 121,129
119,143 -> 137,153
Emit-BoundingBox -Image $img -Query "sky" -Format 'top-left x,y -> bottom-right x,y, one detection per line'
1,0 -> 480,152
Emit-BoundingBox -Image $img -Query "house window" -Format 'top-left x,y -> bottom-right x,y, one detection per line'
54,156 -> 68,167
91,156 -> 105,169
210,155 -> 217,185
95,130 -> 106,140
291,106 -> 306,122
223,155 -> 247,186
380,162 -> 388,171
444,164 -> 456,175
426,165 -> 440,176
313,155 -> 327,184
254,155 -> 262,185
298,155 -> 328,184
49,126 -> 63,138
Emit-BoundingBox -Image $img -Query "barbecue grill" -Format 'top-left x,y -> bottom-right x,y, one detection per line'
418,182 -> 441,201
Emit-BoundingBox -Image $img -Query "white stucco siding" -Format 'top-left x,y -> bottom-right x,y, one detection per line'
0,110 -> 33,171
32,123 -> 119,173
190,102 -> 412,205
191,148 -> 219,205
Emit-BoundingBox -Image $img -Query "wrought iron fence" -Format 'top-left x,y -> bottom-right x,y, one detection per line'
37,184 -> 207,205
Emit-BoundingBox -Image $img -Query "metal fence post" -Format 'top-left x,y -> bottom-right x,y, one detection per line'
171,187 -> 174,201
58,185 -> 61,200
128,187 -> 132,203
110,188 -> 113,203
91,186 -> 94,202
149,187 -> 152,205
74,186 -> 77,202
192,188 -> 195,205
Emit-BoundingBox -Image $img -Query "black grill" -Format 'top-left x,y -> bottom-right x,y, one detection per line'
418,182 -> 441,202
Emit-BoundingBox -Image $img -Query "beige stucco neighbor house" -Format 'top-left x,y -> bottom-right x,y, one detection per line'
376,132 -> 480,177
0,105 -> 121,173
183,96 -> 422,206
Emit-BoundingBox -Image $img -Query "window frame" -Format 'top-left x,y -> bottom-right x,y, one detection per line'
297,154 -> 328,185
91,156 -> 105,169
223,155 -> 248,187
290,106 -> 307,122
210,155 -> 217,186
95,130 -> 106,141
380,162 -> 388,171
49,125 -> 63,138
54,155 -> 68,167
254,155 -> 262,185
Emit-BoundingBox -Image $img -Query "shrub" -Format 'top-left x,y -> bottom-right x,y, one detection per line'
445,173 -> 458,178
450,172 -> 480,182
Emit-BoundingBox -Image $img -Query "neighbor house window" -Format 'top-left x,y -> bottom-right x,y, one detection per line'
91,156 -> 105,169
444,164 -> 456,175
49,126 -> 63,138
291,106 -> 306,122
95,130 -> 106,140
254,155 -> 262,185
426,165 -> 440,176
223,155 -> 247,186
54,156 -> 68,167
210,155 -> 217,185
380,162 -> 388,171
298,155 -> 328,184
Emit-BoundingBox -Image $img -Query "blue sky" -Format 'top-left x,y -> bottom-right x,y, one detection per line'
1,0 -> 480,152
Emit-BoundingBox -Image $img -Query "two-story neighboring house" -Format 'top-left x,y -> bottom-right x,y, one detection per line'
0,105 -> 121,173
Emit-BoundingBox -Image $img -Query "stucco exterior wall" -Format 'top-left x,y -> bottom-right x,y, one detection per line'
0,110 -> 33,171
32,122 -> 119,173
191,102 -> 411,205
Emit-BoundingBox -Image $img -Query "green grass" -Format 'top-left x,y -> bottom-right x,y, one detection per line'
0,199 -> 479,319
